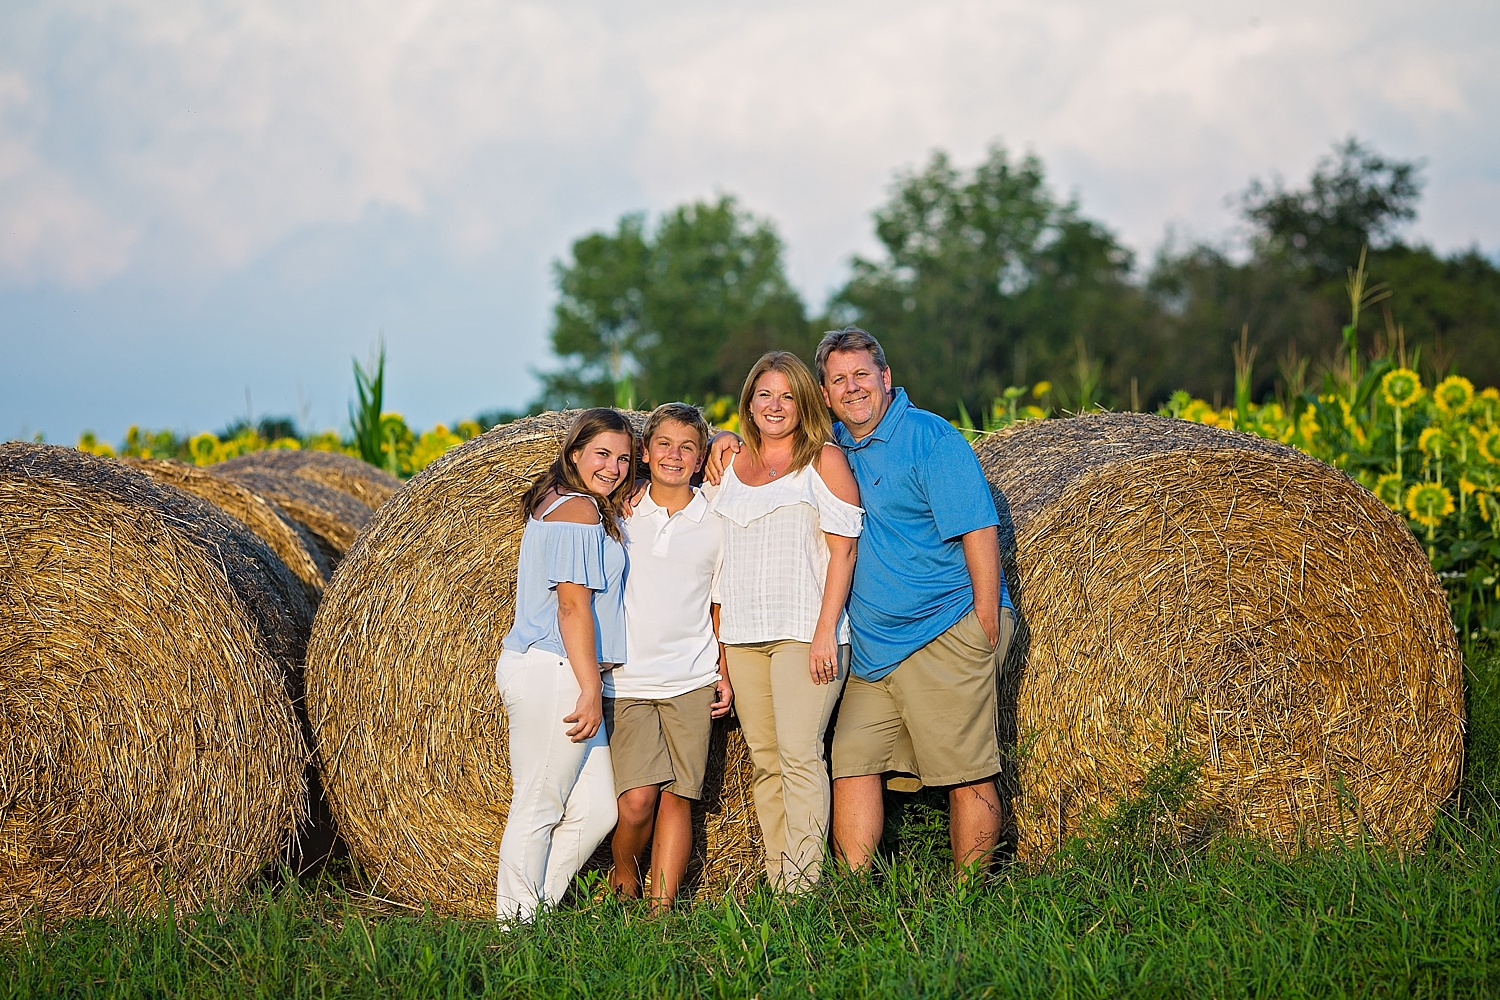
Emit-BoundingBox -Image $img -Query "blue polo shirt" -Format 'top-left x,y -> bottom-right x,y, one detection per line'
834,388 -> 1011,681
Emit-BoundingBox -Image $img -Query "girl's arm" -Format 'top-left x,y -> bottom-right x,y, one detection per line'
809,444 -> 861,685
556,581 -> 604,741
543,492 -> 607,742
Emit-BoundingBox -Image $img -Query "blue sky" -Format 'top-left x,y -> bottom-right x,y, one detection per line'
2,0 -> 1497,444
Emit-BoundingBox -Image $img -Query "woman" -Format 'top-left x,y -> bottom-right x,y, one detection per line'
709,351 -> 862,890
495,408 -> 636,922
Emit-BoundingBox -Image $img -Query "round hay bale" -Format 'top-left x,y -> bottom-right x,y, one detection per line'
973,412 -> 1464,857
215,450 -> 400,511
213,467 -> 372,567
305,411 -> 760,917
120,457 -> 332,598
0,444 -> 310,927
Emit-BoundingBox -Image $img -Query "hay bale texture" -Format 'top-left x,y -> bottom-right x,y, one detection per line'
215,449 -> 401,511
0,444 -> 310,927
120,457 -> 332,598
305,411 -> 758,917
974,413 -> 1464,856
212,467 -> 373,568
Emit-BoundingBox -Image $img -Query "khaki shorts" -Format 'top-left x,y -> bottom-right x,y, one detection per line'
603,685 -> 715,800
831,608 -> 1014,789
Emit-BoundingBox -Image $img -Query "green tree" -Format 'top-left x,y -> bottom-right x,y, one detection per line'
1150,137 -> 1500,400
1241,137 -> 1422,282
826,144 -> 1154,417
537,196 -> 809,408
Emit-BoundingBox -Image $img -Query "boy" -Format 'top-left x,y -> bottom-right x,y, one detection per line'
604,402 -> 731,911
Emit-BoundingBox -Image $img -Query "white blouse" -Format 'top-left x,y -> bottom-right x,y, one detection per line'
707,458 -> 864,646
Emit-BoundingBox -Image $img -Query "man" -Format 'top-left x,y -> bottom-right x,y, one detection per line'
712,326 -> 1014,874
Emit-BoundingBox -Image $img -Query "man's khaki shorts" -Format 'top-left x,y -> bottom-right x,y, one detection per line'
603,684 -> 715,800
831,608 -> 1014,789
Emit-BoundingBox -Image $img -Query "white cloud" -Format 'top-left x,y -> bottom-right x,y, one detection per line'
0,72 -> 137,288
0,0 -> 1496,295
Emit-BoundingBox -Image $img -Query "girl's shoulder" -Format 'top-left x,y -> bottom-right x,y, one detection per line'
533,490 -> 602,525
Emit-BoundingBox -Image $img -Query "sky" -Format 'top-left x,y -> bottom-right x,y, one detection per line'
2,0 -> 1497,444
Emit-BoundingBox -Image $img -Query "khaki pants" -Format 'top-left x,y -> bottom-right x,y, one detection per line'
724,640 -> 848,890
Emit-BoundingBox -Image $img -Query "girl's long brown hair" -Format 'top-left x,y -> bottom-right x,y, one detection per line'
737,351 -> 832,476
520,408 -> 637,542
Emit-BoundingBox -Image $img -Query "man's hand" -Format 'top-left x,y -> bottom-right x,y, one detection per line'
710,675 -> 734,719
704,431 -> 743,485
976,607 -> 1001,650
961,526 -> 1003,649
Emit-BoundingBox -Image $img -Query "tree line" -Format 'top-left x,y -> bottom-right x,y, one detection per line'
518,138 -> 1500,423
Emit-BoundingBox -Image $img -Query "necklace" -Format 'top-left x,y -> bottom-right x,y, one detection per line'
768,466 -> 779,478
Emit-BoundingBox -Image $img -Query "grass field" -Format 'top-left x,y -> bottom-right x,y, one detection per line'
6,651 -> 1500,999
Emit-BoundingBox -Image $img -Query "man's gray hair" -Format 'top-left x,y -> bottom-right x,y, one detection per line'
814,326 -> 888,385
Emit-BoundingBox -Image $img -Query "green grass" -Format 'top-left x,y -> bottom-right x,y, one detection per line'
6,824 -> 1498,999
7,651 -> 1500,1000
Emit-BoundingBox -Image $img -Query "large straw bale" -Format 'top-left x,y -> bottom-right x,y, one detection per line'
213,467 -> 372,567
120,457 -> 332,598
0,444 -> 310,928
215,449 -> 400,511
973,413 -> 1464,857
119,457 -> 348,870
305,411 -> 759,917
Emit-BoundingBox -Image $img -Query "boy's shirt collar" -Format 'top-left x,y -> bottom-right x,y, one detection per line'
636,485 -> 708,522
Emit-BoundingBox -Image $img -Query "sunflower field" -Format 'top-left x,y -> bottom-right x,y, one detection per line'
1159,368 -> 1500,645
76,416 -> 481,478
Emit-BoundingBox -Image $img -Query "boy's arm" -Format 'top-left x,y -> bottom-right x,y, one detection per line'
710,603 -> 732,718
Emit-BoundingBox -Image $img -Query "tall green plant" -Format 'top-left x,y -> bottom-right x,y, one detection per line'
350,340 -> 397,475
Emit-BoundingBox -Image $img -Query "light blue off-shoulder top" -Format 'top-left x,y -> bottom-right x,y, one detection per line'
502,493 -> 628,665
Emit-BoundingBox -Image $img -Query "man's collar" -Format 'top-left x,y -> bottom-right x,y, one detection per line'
836,388 -> 910,449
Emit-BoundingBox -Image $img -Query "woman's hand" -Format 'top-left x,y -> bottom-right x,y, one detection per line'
564,688 -> 603,742
623,478 -> 649,517
809,626 -> 839,686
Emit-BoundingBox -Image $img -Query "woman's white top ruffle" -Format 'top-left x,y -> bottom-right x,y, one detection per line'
707,459 -> 863,646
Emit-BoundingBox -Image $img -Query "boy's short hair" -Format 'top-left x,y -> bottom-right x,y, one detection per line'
642,402 -> 710,453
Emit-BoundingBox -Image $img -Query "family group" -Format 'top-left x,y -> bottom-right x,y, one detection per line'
493,326 -> 1015,922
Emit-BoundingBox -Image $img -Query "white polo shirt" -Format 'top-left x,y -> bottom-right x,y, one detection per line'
604,487 -> 724,700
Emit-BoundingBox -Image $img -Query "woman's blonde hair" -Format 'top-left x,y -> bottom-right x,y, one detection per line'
520,408 -> 637,542
737,351 -> 831,476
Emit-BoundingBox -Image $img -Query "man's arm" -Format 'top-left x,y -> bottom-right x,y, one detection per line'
960,525 -> 1002,649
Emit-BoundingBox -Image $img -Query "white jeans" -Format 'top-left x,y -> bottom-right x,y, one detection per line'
495,646 -> 617,922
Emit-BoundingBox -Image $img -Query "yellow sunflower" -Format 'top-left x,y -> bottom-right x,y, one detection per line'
1380,368 -> 1423,408
1418,426 -> 1457,457
1181,399 -> 1217,425
1372,472 -> 1404,511
75,431 -> 116,457
1031,381 -> 1052,398
1405,482 -> 1455,528
1434,375 -> 1475,417
188,432 -> 220,465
